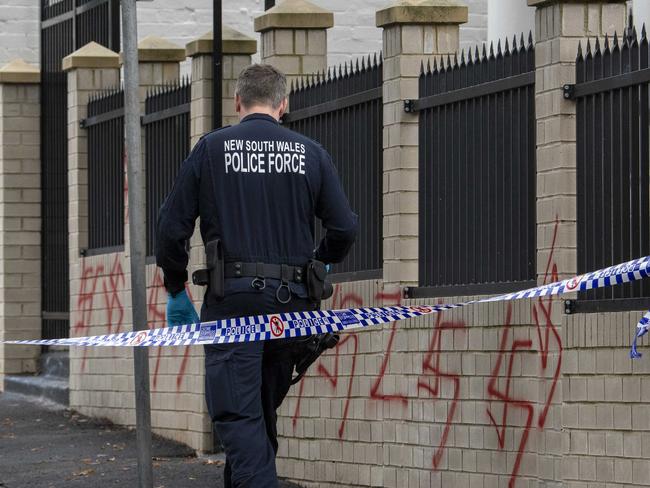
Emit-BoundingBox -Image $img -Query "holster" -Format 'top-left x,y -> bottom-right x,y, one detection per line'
305,259 -> 333,302
192,239 -> 224,299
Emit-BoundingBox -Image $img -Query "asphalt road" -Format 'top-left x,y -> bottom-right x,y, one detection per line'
0,392 -> 300,488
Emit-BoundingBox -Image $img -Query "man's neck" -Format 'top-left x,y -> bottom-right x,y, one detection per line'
239,106 -> 280,122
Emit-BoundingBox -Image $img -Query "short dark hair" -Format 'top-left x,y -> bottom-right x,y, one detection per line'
235,64 -> 287,109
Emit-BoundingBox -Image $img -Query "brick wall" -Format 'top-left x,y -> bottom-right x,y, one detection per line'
0,72 -> 41,383
69,253 -> 212,450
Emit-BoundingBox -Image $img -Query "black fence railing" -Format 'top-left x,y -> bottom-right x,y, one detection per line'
84,88 -> 125,253
144,80 -> 191,257
567,27 -> 650,312
41,0 -> 119,339
408,35 -> 536,297
283,55 -> 383,280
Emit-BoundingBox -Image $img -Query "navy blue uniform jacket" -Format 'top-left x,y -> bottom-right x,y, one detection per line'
156,113 -> 358,294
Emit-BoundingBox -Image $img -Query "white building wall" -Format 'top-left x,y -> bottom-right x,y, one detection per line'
0,0 -> 487,70
137,0 -> 488,67
0,1 -> 39,67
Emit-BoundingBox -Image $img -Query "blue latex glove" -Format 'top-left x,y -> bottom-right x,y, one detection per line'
166,289 -> 199,327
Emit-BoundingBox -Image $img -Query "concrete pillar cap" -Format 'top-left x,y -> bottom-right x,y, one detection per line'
186,27 -> 257,57
62,41 -> 120,71
0,58 -> 40,84
527,0 -> 625,5
119,35 -> 186,64
254,0 -> 334,32
376,0 -> 468,27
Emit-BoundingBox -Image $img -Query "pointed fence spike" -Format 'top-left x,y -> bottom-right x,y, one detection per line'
528,31 -> 533,47
373,52 -> 378,66
586,38 -> 592,54
594,37 -> 601,54
489,41 -> 495,57
497,39 -> 502,55
512,34 -> 518,51
362,56 -> 366,70
643,23 -> 647,40
432,57 -> 438,72
576,41 -> 583,61
504,36 -> 510,53
460,49 -> 466,64
613,31 -> 619,47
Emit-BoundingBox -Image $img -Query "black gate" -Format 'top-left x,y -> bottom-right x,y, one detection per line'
143,81 -> 191,257
41,0 -> 120,339
83,89 -> 125,254
283,56 -> 383,280
408,36 -> 537,297
567,27 -> 650,312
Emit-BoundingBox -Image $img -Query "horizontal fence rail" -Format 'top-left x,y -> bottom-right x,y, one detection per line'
283,55 -> 383,278
144,80 -> 191,257
86,88 -> 125,253
409,35 -> 537,297
567,27 -> 650,312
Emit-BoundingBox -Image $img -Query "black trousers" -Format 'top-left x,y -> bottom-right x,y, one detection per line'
202,287 -> 314,488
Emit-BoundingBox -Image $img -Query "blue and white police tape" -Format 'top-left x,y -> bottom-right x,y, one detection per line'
4,255 -> 650,359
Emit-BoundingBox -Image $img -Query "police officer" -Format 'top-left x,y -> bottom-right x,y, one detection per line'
156,64 -> 358,487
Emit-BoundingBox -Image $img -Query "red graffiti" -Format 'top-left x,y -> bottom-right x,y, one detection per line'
74,263 -> 104,334
293,285 -> 362,437
368,290 -> 408,405
147,269 -> 194,391
417,311 -> 466,470
102,258 -> 125,334
317,334 -> 359,438
75,257 -> 125,371
532,216 -> 563,428
486,304 -> 534,488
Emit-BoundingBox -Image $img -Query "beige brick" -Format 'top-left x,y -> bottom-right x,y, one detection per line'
273,29 -> 294,55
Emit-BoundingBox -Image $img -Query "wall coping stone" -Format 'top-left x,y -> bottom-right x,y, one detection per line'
62,41 -> 120,72
186,27 -> 257,57
254,0 -> 334,32
119,35 -> 186,65
0,58 -> 40,84
376,0 -> 468,27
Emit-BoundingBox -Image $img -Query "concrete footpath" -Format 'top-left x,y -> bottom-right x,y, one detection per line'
0,392 -> 300,488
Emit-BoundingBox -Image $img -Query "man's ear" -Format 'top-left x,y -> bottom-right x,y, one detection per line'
235,94 -> 242,114
278,97 -> 288,118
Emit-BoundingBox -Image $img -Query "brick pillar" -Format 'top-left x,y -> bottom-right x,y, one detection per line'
377,0 -> 468,287
186,25 -> 257,145
0,59 -> 41,386
63,43 -> 120,275
254,0 -> 333,85
531,0 -> 626,283
530,2 -> 626,485
123,35 -> 185,106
